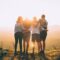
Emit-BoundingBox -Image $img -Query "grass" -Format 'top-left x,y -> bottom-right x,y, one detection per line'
0,49 -> 60,60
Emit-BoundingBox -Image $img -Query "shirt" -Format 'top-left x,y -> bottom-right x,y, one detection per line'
14,23 -> 23,33
39,19 -> 48,31
32,25 -> 40,34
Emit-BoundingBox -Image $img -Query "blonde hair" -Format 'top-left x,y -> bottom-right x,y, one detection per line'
16,16 -> 23,23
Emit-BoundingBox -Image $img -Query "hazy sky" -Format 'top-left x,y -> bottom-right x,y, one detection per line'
0,0 -> 60,29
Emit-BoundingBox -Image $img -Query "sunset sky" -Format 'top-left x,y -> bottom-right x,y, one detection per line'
0,0 -> 60,29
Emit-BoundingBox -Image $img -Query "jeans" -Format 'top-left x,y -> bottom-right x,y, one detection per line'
14,32 -> 23,55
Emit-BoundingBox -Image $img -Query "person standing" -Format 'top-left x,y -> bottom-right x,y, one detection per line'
39,14 -> 48,54
31,17 -> 40,53
14,16 -> 23,56
23,19 -> 31,55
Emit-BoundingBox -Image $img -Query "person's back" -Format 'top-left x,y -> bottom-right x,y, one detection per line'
14,16 -> 23,56
39,19 -> 48,31
23,19 -> 31,54
15,23 -> 23,33
31,17 -> 40,53
38,14 -> 48,54
32,17 -> 40,34
32,23 -> 40,34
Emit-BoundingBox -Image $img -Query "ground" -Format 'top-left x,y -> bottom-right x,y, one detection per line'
0,49 -> 60,60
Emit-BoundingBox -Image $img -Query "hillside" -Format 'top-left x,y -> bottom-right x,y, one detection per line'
0,25 -> 60,51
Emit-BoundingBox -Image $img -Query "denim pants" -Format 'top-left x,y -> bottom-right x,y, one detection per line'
14,32 -> 23,54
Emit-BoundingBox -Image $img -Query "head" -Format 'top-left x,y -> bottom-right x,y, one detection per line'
33,16 -> 37,20
32,16 -> 37,23
41,14 -> 45,20
16,16 -> 23,24
23,18 -> 31,28
32,16 -> 38,26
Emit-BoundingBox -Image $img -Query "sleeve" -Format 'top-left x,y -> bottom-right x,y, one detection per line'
46,20 -> 48,27
45,20 -> 48,30
14,24 -> 17,33
46,20 -> 48,25
37,20 -> 41,31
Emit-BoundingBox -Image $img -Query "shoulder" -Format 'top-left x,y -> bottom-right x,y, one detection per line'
15,24 -> 17,26
39,19 -> 41,21
45,20 -> 48,24
45,19 -> 47,22
38,19 -> 42,23
15,23 -> 20,27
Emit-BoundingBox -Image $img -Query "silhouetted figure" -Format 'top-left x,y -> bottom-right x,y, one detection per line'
23,19 -> 31,56
14,16 -> 23,56
38,14 -> 48,55
31,17 -> 40,54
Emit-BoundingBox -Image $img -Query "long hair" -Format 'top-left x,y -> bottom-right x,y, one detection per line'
16,16 -> 23,24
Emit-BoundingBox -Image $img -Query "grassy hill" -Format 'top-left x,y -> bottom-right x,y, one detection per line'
0,25 -> 60,60
0,25 -> 60,51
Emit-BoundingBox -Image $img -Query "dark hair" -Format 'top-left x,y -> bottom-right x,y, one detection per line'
41,14 -> 45,18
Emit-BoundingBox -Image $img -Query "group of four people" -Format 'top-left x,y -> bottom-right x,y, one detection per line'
14,14 -> 48,56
